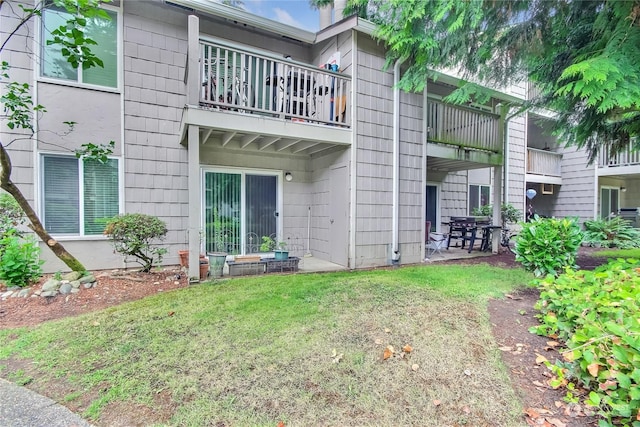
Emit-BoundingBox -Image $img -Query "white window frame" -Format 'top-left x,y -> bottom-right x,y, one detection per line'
468,184 -> 491,215
37,3 -> 122,93
39,153 -> 122,239
200,166 -> 283,254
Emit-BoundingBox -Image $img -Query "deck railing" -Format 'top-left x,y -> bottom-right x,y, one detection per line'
199,40 -> 351,127
426,99 -> 502,153
527,148 -> 562,176
598,140 -> 640,168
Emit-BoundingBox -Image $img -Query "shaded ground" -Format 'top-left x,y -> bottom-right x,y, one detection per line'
0,248 -> 610,426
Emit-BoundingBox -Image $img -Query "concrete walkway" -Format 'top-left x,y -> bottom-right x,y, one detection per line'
0,378 -> 92,427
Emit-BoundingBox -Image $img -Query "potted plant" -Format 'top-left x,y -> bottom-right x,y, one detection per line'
260,236 -> 289,260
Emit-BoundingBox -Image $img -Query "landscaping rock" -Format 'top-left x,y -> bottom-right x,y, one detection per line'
62,271 -> 82,281
70,281 -> 81,289
40,290 -> 57,298
79,275 -> 96,284
1,290 -> 14,300
41,279 -> 61,292
17,289 -> 30,298
59,283 -> 72,295
83,282 -> 94,289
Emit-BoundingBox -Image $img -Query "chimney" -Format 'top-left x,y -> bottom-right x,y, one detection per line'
319,4 -> 332,29
334,0 -> 347,22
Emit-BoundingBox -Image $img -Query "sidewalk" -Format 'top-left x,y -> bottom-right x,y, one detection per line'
0,378 -> 92,427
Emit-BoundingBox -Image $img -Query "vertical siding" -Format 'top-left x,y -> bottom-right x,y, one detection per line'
506,114 -> 527,214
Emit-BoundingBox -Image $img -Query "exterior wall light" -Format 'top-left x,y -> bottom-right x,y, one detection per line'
285,172 -> 293,182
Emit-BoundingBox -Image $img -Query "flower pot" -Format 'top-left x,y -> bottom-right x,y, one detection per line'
274,250 -> 289,260
207,252 -> 227,278
199,258 -> 209,280
178,250 -> 189,267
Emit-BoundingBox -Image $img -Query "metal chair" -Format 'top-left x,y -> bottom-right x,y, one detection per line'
428,232 -> 448,257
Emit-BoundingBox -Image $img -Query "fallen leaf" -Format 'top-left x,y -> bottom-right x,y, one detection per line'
383,345 -> 394,360
463,369 -> 472,376
532,380 -> 546,387
587,362 -> 599,377
498,346 -> 513,352
374,338 -> 383,345
535,354 -> 548,364
546,341 -> 560,347
524,407 -> 540,419
547,418 -> 566,427
554,401 -> 564,408
411,363 -> 419,371
433,399 -> 441,406
462,406 -> 470,414
333,353 -> 343,364
331,348 -> 337,358
277,422 -> 285,427
505,293 -> 522,300
168,311 -> 175,316
403,344 -> 413,353
384,328 -> 391,333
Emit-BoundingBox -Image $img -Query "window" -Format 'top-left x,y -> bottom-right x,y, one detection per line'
42,155 -> 119,235
468,184 -> 490,214
41,7 -> 118,88
600,187 -> 619,219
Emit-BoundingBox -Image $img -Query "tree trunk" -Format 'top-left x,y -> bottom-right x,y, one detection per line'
1,143 -> 86,272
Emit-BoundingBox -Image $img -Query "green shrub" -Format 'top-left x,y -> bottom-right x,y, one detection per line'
104,214 -> 168,272
472,203 -> 522,225
531,258 -> 640,426
0,193 -> 25,239
514,216 -> 583,277
0,230 -> 43,287
583,216 -> 640,249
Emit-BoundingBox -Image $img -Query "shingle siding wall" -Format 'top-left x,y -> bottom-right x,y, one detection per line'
122,2 -> 189,264
553,146 -> 595,222
506,114 -> 527,214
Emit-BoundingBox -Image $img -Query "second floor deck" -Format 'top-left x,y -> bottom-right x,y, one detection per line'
598,141 -> 640,176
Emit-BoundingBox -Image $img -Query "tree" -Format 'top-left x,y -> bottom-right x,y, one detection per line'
1,0 -> 114,272
331,0 -> 640,162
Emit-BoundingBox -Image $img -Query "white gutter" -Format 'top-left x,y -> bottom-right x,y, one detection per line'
391,59 -> 403,263
166,0 -> 316,44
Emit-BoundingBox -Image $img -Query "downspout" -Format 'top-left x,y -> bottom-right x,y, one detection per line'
391,59 -> 403,264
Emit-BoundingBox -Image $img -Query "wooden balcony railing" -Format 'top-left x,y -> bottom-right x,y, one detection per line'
426,99 -> 502,153
598,140 -> 640,168
527,148 -> 562,177
199,40 -> 351,127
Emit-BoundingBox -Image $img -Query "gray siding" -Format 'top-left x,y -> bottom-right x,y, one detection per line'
552,146 -> 595,223
506,114 -> 527,214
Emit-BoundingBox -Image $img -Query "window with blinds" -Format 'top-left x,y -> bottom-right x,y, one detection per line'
42,155 -> 119,235
204,171 -> 277,255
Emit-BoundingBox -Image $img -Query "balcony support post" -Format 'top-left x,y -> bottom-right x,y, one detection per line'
187,124 -> 201,282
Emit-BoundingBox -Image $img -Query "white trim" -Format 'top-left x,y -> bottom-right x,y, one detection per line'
468,183 -> 491,215
426,182 -> 442,233
599,186 -> 621,219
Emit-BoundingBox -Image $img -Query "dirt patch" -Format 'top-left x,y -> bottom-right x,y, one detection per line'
0,268 -> 189,329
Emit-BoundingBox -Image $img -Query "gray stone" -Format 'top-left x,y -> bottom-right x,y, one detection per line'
42,278 -> 61,292
83,282 -> 94,289
61,271 -> 82,281
70,280 -> 81,289
17,289 -> 30,298
70,288 -> 80,294
41,290 -> 57,298
79,274 -> 96,284
59,283 -> 72,295
1,291 -> 14,299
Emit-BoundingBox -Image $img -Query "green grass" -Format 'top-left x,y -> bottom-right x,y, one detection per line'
0,264 -> 533,426
592,248 -> 640,259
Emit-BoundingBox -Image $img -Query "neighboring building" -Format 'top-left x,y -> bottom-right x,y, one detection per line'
1,0 -> 636,279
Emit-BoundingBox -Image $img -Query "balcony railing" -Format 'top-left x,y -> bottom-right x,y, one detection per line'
527,148 -> 562,177
426,99 -> 502,153
199,40 -> 351,127
598,140 -> 640,168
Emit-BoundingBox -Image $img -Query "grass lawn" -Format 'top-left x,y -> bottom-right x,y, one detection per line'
592,248 -> 640,259
0,264 -> 533,426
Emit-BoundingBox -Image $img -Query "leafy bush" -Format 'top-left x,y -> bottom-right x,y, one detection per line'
472,203 -> 521,225
583,216 -> 640,249
0,193 -> 25,239
104,214 -> 168,272
0,230 -> 42,287
514,216 -> 583,277
531,258 -> 640,426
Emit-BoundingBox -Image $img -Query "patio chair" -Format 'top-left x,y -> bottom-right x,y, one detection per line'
428,232 -> 448,258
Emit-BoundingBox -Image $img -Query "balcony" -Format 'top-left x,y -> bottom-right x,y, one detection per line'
181,31 -> 352,156
526,148 -> 562,184
425,99 -> 503,171
598,141 -> 640,176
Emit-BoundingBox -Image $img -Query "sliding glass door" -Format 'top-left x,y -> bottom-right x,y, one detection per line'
204,170 -> 277,254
